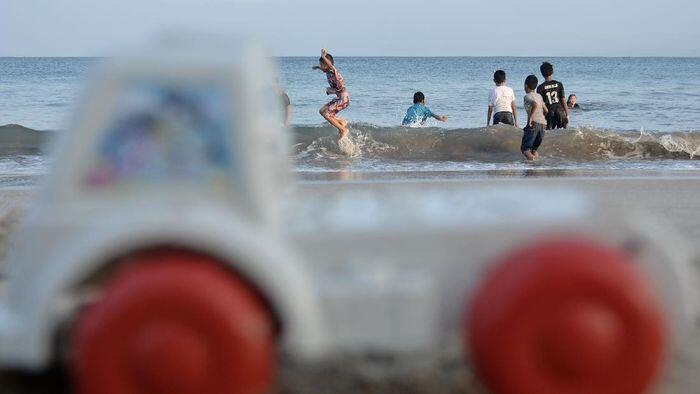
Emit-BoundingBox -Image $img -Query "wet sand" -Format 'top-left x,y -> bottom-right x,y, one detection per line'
0,189 -> 33,271
294,174 -> 700,248
0,175 -> 698,393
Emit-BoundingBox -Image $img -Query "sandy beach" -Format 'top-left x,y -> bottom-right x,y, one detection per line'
0,174 -> 697,393
1,175 -> 697,254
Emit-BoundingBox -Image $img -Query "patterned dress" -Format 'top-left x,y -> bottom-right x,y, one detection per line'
324,67 -> 350,115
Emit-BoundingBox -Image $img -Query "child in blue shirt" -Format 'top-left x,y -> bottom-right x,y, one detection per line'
402,92 -> 448,126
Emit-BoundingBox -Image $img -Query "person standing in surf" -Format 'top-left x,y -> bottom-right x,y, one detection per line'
522,75 -> 548,160
313,49 -> 351,139
487,70 -> 519,128
537,62 -> 570,130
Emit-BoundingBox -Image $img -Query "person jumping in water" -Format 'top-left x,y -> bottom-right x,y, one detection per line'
487,70 -> 518,128
313,48 -> 351,138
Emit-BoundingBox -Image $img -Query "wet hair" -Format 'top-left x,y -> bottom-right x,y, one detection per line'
525,75 -> 539,90
413,91 -> 425,104
320,53 -> 334,66
568,94 -> 576,101
493,70 -> 506,84
540,62 -> 554,78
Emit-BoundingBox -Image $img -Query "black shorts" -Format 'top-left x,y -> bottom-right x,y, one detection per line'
493,111 -> 515,126
521,123 -> 546,152
546,106 -> 568,130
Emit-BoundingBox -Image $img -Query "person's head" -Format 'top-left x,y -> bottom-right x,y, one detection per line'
540,62 -> 554,78
568,94 -> 577,106
319,53 -> 334,71
273,77 -> 283,92
413,91 -> 425,104
524,75 -> 538,92
493,70 -> 506,85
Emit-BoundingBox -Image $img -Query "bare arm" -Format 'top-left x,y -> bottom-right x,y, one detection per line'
433,114 -> 448,122
487,105 -> 493,126
320,48 -> 335,71
285,105 -> 292,128
527,101 -> 538,127
511,100 -> 519,128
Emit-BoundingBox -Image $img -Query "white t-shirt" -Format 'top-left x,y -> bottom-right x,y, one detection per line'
488,85 -> 515,113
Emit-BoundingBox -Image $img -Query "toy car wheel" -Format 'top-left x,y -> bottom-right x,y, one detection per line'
468,237 -> 667,394
71,251 -> 276,394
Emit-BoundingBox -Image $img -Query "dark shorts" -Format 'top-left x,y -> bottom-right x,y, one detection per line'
521,123 -> 546,152
323,95 -> 350,116
493,111 -> 515,126
546,106 -> 568,130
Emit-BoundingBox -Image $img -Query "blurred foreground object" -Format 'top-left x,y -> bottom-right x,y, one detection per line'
0,38 -> 697,394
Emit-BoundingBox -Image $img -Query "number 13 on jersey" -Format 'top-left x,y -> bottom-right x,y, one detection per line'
546,91 -> 559,105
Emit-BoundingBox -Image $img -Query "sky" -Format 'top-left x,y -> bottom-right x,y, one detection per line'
1,0 -> 699,57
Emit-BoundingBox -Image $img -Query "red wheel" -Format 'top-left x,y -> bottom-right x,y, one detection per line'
468,238 -> 667,394
72,250 -> 276,394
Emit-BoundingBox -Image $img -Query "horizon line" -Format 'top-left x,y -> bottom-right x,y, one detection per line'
1,55 -> 699,59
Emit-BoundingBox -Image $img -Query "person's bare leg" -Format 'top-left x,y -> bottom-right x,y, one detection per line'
320,106 -> 348,137
327,115 -> 347,137
532,150 -> 540,159
522,150 -> 535,161
322,112 -> 348,138
337,118 -> 350,138
335,118 -> 349,138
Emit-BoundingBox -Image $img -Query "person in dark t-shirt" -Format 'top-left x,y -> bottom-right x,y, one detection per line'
275,79 -> 292,128
536,62 -> 570,129
567,94 -> 580,109
280,90 -> 291,128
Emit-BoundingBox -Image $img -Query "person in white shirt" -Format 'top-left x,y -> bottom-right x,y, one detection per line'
487,70 -> 519,128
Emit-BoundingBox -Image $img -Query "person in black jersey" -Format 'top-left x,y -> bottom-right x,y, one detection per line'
537,62 -> 570,129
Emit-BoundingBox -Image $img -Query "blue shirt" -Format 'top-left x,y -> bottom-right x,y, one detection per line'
402,103 -> 435,125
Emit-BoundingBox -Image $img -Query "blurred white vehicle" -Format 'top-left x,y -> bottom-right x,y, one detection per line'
0,40 -> 696,394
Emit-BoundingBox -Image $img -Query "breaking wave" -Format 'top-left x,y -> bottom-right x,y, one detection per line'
293,124 -> 700,162
0,124 -> 53,154
3,123 -> 699,163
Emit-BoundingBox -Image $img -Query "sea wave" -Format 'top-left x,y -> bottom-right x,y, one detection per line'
3,123 -> 699,162
293,124 -> 700,162
0,124 -> 53,154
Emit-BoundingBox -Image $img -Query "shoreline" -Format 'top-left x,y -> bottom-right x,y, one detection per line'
293,175 -> 700,252
0,173 -> 698,254
296,168 -> 700,182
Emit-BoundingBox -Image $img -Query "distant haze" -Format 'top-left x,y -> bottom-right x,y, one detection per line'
2,0 -> 699,57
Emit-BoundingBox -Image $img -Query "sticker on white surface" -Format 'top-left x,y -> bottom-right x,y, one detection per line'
85,82 -> 234,188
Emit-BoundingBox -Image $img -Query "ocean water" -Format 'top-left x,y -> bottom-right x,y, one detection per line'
0,57 -> 699,184
281,57 -> 700,132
